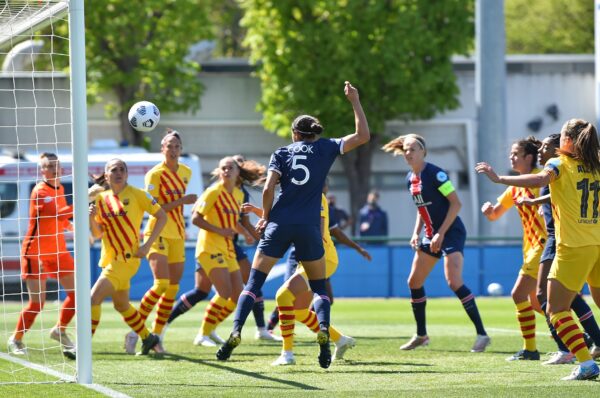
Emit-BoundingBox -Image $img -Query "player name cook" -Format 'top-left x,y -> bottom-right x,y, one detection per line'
290,144 -> 314,153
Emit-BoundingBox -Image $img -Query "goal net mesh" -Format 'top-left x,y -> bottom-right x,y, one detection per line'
0,0 -> 77,384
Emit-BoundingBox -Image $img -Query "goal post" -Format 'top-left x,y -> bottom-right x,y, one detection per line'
69,0 -> 92,385
0,0 -> 91,385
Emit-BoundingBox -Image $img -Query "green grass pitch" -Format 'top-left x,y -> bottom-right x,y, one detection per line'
1,297 -> 599,397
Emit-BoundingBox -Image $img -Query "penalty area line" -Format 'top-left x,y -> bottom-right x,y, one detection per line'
0,352 -> 132,398
486,327 -> 550,337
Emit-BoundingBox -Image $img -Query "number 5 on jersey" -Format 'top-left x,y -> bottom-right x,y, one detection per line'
291,155 -> 310,185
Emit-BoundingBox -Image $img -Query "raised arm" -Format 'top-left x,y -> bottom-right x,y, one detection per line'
476,162 -> 551,188
340,81 -> 370,153
331,226 -> 371,261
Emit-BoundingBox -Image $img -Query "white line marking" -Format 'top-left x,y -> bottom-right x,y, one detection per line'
0,352 -> 132,398
487,327 -> 551,337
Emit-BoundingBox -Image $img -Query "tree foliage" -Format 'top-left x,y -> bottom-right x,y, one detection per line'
84,0 -> 213,145
240,0 -> 473,224
505,0 -> 593,54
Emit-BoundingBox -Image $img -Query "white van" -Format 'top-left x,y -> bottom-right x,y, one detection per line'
0,144 -> 204,284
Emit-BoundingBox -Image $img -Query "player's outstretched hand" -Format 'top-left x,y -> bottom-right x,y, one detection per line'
182,194 -> 198,205
255,218 -> 268,235
475,162 -> 500,183
358,246 -> 372,261
344,81 -> 359,103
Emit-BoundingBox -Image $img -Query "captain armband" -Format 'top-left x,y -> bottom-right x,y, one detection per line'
438,180 -> 455,197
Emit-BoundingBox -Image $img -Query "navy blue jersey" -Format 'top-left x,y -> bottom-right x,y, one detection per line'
268,138 -> 343,225
540,185 -> 554,236
406,162 -> 464,238
240,185 -> 250,215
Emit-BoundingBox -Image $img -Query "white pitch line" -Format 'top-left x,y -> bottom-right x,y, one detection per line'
487,327 -> 551,337
82,383 -> 133,398
0,352 -> 132,398
0,352 -> 76,382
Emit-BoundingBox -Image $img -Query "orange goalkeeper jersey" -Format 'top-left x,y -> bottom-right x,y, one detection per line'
21,181 -> 73,258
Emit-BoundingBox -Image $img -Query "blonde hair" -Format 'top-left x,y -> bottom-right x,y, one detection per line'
381,133 -> 427,156
211,156 -> 266,186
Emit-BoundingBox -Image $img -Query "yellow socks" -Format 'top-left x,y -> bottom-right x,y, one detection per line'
551,311 -> 592,363
201,295 -> 227,336
91,304 -> 101,336
516,301 -> 537,351
120,304 -> 150,340
153,284 -> 179,334
276,286 -> 296,351
139,278 -> 169,321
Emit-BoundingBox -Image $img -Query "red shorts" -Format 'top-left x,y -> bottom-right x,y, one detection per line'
21,252 -> 75,280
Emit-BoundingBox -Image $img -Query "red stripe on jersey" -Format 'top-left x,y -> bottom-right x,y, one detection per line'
159,175 -> 186,236
166,167 -> 186,191
222,191 -> 240,228
97,199 -> 126,254
215,196 -> 233,254
409,174 -> 434,238
163,171 -> 187,233
103,196 -> 133,247
278,306 -> 294,311
112,194 -> 138,238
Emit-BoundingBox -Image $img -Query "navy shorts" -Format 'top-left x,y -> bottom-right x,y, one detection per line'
419,224 -> 466,259
540,234 -> 556,263
234,242 -> 248,262
258,223 -> 324,262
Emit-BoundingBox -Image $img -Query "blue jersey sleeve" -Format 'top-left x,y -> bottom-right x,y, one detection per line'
428,165 -> 455,197
268,151 -> 283,176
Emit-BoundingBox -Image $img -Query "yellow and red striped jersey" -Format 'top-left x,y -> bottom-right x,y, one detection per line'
322,194 -> 338,265
144,162 -> 192,240
545,155 -> 600,247
498,169 -> 547,254
95,185 -> 161,267
194,182 -> 243,259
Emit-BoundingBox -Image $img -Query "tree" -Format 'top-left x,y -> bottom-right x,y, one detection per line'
85,1 -> 213,145
240,0 -> 473,231
505,0 -> 593,54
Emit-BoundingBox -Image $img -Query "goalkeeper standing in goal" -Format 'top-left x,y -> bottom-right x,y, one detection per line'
8,153 -> 77,359
125,129 -> 197,354
89,159 -> 166,355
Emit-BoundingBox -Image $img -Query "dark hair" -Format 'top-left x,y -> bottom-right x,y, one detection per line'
291,115 -> 323,137
546,133 -> 560,147
559,119 -> 600,175
514,136 -> 542,168
161,128 -> 182,146
39,152 -> 58,160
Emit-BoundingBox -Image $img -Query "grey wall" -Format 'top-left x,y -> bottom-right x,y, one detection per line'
1,55 -> 595,238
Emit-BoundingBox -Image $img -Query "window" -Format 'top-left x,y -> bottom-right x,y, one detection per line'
0,183 -> 18,218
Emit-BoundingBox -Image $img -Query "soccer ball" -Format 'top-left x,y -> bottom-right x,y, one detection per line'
128,101 -> 160,132
487,282 -> 503,297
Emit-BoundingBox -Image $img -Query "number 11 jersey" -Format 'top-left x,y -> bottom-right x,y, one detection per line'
545,154 -> 600,247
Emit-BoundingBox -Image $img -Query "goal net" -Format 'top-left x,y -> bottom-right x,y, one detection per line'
0,0 -> 88,384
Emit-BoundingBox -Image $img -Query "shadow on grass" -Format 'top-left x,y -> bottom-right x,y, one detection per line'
342,360 -> 432,367
111,381 -> 292,390
161,352 -> 322,391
